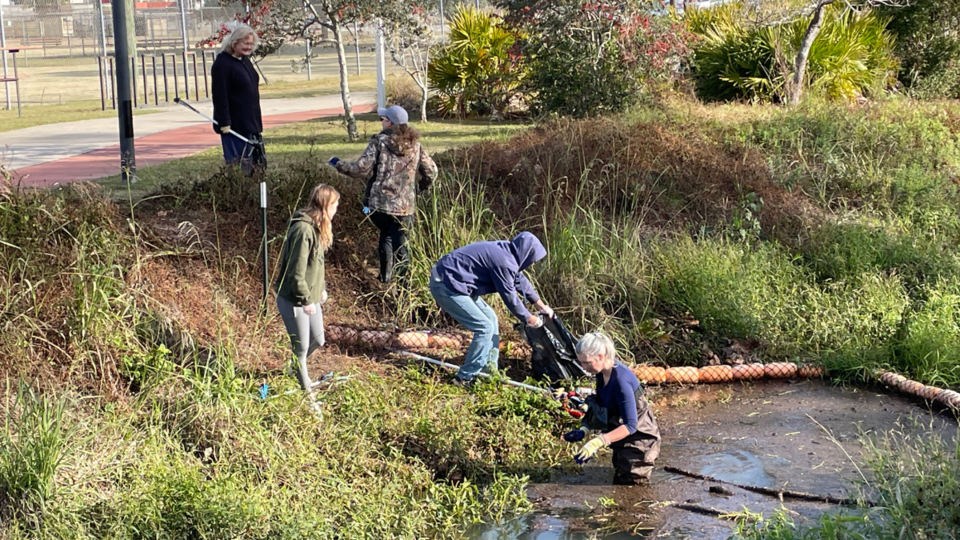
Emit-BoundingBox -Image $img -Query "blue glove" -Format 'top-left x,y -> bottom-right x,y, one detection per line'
328,157 -> 340,167
362,206 -> 371,215
563,428 -> 586,443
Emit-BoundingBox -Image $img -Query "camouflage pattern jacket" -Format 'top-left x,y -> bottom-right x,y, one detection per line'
336,130 -> 438,216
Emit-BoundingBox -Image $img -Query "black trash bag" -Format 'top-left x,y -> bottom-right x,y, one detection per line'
517,314 -> 589,383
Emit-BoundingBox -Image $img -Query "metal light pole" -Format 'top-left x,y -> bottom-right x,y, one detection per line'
0,2 -> 9,110
439,0 -> 444,40
95,0 -> 107,56
353,20 -> 360,76
305,36 -> 311,80
179,0 -> 189,51
111,0 -> 136,183
374,20 -> 385,108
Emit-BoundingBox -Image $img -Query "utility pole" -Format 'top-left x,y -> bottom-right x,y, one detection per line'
0,2 -> 9,110
111,0 -> 136,183
374,20 -> 385,108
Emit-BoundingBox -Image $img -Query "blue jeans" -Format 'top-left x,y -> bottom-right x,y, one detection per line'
429,266 -> 500,381
221,133 -> 264,176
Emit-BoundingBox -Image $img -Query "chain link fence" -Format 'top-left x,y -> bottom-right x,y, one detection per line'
0,0 -> 381,107
0,0 -> 491,109
0,0 -> 238,59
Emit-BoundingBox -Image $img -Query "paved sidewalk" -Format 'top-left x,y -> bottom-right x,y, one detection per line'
3,93 -> 375,187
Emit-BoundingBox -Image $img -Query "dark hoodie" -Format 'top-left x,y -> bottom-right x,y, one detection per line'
434,232 -> 546,321
274,211 -> 325,306
335,129 -> 439,216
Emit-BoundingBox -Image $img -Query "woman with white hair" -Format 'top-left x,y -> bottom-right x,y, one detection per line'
211,23 -> 264,175
565,332 -> 661,485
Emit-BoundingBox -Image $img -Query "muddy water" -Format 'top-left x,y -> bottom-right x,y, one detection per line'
469,380 -> 959,539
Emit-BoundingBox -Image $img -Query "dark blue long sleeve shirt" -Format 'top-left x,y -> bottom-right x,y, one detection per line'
595,362 -> 642,435
434,232 -> 546,321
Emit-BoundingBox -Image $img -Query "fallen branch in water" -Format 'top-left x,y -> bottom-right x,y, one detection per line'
672,503 -> 738,520
663,465 -> 872,507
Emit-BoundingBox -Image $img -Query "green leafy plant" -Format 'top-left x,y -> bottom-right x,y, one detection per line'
501,0 -> 692,117
688,2 -> 897,103
878,0 -> 960,98
428,6 -> 523,118
0,384 -> 76,525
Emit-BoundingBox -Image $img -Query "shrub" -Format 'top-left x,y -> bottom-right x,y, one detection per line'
688,2 -> 897,103
385,75 -> 425,119
501,0 -> 691,117
428,6 -> 523,118
878,0 -> 960,99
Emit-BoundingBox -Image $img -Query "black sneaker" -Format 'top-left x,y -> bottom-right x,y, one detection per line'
452,377 -> 475,389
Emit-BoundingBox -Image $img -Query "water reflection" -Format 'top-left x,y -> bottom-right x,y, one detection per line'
469,510 -> 648,540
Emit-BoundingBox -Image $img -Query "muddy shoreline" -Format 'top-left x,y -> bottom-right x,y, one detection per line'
472,379 -> 959,539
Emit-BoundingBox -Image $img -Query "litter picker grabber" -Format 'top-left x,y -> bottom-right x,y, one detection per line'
389,348 -> 551,395
173,97 -> 265,159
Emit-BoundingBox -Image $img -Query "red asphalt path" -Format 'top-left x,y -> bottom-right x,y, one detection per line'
14,103 -> 375,188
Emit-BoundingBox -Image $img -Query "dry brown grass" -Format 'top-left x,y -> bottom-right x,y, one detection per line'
441,116 -> 823,241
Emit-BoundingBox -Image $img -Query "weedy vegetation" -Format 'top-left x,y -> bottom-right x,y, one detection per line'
4,95 -> 960,538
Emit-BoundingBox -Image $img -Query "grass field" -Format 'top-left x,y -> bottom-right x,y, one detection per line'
0,48 -> 387,133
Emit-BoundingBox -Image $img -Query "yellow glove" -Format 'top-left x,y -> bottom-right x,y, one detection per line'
574,435 -> 606,464
220,125 -> 231,134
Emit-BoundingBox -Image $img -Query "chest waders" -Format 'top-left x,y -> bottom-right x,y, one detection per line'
584,384 -> 662,485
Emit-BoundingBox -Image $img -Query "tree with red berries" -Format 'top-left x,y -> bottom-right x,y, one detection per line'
498,0 -> 691,117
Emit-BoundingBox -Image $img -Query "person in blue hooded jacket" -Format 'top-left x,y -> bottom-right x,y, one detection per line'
430,232 -> 554,386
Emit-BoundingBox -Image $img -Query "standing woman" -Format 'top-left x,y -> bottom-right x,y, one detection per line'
329,105 -> 438,283
211,22 -> 264,175
275,184 -> 339,413
565,332 -> 661,485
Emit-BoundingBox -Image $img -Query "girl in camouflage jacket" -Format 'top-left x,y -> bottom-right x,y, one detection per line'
331,105 -> 438,283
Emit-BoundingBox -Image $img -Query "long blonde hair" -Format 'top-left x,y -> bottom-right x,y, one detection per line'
303,184 -> 339,251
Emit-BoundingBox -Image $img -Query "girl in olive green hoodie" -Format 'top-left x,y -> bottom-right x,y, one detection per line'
275,184 -> 339,410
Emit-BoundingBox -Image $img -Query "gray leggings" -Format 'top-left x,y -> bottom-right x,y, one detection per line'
276,295 -> 325,391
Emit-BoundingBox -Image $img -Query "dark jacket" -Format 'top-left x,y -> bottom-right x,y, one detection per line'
434,232 -> 545,321
336,129 -> 438,216
211,52 -> 262,137
593,362 -> 661,449
274,212 -> 325,306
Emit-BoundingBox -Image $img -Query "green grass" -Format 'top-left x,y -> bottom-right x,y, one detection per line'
0,178 -> 572,539
0,100 -> 164,133
6,94 -> 960,538
95,113 -> 528,201
257,73 -> 380,100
